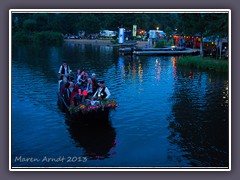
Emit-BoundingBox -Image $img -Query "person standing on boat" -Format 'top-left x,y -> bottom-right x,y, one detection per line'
75,69 -> 82,84
60,77 -> 68,95
63,82 -> 71,106
86,78 -> 93,98
91,73 -> 99,94
58,60 -> 71,80
70,85 -> 79,105
78,71 -> 87,90
58,61 -> 71,92
92,80 -> 111,100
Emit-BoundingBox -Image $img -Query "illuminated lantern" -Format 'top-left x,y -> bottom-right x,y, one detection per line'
82,90 -> 88,96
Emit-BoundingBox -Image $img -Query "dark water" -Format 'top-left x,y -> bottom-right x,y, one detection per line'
11,42 -> 229,169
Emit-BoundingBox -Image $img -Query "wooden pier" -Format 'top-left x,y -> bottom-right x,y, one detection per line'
119,47 -> 200,56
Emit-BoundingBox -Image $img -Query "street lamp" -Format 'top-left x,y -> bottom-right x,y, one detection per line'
156,27 -> 159,30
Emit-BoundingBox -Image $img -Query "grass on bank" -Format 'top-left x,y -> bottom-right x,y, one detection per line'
155,39 -> 174,48
177,56 -> 229,73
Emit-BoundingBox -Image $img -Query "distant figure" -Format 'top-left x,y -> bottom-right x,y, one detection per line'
92,80 -> 111,101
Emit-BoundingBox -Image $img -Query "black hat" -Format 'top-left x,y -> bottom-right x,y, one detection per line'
99,80 -> 105,84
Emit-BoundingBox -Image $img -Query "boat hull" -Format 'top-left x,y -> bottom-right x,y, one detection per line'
57,92 -> 112,122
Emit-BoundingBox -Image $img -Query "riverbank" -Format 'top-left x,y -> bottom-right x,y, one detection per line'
64,39 -> 148,48
177,56 -> 229,73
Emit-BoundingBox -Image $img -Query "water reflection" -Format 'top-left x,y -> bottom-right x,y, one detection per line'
168,70 -> 229,167
117,56 -> 126,79
171,57 -> 177,79
155,59 -> 161,81
117,56 -> 147,84
138,59 -> 143,83
65,118 -> 117,160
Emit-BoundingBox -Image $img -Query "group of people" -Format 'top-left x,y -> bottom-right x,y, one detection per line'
58,61 -> 111,106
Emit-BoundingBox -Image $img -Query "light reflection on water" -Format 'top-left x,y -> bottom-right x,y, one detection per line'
11,43 -> 229,168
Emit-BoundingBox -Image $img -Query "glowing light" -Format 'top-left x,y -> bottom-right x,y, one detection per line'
82,90 -> 88,96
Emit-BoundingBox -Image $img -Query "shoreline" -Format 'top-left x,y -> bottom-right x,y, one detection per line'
64,39 -> 148,48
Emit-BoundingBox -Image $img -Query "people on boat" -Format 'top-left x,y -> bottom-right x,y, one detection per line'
75,69 -> 82,84
58,61 -> 71,92
69,82 -> 74,92
63,82 -> 71,106
91,73 -> 99,94
57,62 -> 113,106
73,88 -> 83,106
58,60 -> 71,80
70,85 -> 79,105
77,71 -> 86,88
84,73 -> 89,85
92,80 -> 111,101
86,78 -> 93,98
60,77 -> 68,95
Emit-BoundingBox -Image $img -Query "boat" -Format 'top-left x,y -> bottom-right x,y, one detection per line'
57,91 -> 117,122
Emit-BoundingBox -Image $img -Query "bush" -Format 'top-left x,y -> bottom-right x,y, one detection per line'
154,39 -> 173,48
111,39 -> 118,44
177,56 -> 228,73
155,40 -> 167,48
13,31 -> 64,45
12,31 -> 31,43
34,31 -> 64,44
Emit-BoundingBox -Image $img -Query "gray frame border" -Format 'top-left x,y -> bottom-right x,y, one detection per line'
1,0 -> 238,179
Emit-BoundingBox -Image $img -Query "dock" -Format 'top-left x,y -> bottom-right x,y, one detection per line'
119,46 -> 200,56
133,48 -> 200,56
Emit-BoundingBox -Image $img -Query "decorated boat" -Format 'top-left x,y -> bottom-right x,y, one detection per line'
57,91 -> 118,121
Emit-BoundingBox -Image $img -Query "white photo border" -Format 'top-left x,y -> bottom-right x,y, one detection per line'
9,9 -> 231,171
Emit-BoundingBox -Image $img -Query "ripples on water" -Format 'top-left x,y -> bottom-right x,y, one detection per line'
11,43 -> 229,168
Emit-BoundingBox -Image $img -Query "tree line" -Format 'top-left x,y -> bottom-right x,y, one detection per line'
12,12 -> 228,46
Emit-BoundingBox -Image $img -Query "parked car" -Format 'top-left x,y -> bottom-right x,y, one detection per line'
64,34 -> 80,39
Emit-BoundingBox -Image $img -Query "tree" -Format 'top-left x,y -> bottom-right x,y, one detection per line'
164,26 -> 174,37
176,12 -> 228,58
204,13 -> 228,59
75,14 -> 100,35
23,19 -> 37,32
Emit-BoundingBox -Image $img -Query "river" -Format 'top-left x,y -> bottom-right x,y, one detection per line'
11,42 -> 229,169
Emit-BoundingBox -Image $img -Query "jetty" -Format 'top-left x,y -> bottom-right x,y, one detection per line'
119,46 -> 200,56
